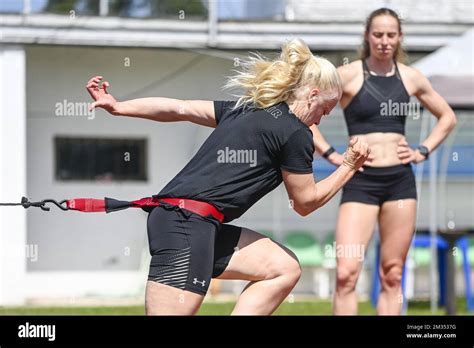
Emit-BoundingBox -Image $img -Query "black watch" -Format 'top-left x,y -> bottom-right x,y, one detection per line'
417,145 -> 430,159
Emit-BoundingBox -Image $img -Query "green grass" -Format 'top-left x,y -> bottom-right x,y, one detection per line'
0,299 -> 472,315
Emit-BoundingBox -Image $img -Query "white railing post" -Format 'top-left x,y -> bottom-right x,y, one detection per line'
22,0 -> 31,15
99,0 -> 109,17
208,0 -> 218,47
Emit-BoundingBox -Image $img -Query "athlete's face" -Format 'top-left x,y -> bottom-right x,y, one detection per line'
307,88 -> 339,125
289,87 -> 340,126
366,15 -> 402,60
312,97 -> 338,125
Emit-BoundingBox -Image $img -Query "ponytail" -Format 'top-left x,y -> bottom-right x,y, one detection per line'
225,39 -> 342,109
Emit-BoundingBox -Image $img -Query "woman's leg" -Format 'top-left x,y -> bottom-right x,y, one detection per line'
377,199 -> 416,315
216,228 -> 302,315
333,202 -> 379,315
145,282 -> 204,315
145,206 -> 216,315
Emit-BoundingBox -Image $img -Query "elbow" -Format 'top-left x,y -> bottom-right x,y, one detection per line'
295,207 -> 310,217
290,187 -> 322,217
443,112 -> 457,132
449,113 -> 457,130
293,201 -> 318,217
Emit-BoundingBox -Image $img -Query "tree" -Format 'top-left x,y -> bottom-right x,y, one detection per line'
45,0 -> 98,15
45,0 -> 207,18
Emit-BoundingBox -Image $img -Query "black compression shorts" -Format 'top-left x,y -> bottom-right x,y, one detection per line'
340,163 -> 417,206
146,203 -> 241,295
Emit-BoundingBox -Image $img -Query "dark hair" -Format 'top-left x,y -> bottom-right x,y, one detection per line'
359,8 -> 407,63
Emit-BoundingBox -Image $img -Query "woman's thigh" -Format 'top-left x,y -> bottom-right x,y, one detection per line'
335,202 -> 379,271
378,199 -> 417,267
215,227 -> 300,281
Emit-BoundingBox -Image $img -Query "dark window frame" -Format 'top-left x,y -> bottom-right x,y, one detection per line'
54,136 -> 148,182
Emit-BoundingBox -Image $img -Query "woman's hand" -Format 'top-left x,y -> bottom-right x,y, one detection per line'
86,76 -> 119,115
342,136 -> 371,171
328,143 -> 374,172
397,138 -> 426,164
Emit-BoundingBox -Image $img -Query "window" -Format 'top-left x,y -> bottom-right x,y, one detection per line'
54,137 -> 147,181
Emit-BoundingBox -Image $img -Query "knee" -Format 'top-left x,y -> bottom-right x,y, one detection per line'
380,260 -> 404,290
283,255 -> 302,287
336,264 -> 359,292
266,247 -> 302,289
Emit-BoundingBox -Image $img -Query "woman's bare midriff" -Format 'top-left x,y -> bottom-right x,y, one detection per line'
352,132 -> 404,167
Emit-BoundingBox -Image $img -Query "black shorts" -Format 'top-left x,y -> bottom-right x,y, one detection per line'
340,163 -> 417,206
146,203 -> 241,295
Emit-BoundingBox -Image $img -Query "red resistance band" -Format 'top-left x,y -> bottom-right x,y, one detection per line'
66,197 -> 224,223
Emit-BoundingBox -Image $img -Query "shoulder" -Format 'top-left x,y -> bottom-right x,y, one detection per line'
281,126 -> 315,163
397,62 -> 422,79
283,124 -> 314,149
214,100 -> 246,124
263,104 -> 311,139
397,62 -> 431,92
337,59 -> 362,84
214,100 -> 238,113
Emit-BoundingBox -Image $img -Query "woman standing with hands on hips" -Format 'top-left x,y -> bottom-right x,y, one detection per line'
311,8 -> 456,315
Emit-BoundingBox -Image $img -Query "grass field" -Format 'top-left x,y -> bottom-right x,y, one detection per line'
1,299 -> 472,315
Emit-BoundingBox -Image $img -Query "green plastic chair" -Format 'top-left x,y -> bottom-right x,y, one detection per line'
284,231 -> 332,297
414,245 -> 464,267
413,247 -> 431,266
322,232 -> 336,267
323,232 -> 335,248
283,231 -> 323,267
468,237 -> 474,265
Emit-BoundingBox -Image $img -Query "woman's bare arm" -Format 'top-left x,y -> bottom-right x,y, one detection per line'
282,137 -> 370,216
309,124 -> 344,166
86,76 -> 217,127
397,68 -> 457,163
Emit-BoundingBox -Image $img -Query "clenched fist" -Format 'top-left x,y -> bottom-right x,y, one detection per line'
342,136 -> 371,170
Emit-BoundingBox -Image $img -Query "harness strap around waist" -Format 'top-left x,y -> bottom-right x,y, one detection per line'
66,197 -> 224,223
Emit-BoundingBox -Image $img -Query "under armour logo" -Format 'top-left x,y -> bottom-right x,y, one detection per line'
193,278 -> 206,287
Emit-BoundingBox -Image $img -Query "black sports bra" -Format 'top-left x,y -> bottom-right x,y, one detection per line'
343,59 -> 411,136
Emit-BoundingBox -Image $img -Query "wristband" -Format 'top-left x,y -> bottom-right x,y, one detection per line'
322,146 -> 336,159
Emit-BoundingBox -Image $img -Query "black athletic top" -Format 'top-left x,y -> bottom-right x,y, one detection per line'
343,59 -> 410,136
155,101 -> 315,222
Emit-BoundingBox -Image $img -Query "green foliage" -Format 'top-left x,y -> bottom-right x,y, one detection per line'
45,0 -> 76,13
45,0 -> 99,14
109,0 -> 207,18
45,0 -> 207,17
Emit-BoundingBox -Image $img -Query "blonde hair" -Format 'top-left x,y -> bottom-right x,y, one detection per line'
225,39 -> 342,109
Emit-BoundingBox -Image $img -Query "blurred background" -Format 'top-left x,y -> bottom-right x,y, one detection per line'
0,0 -> 472,314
